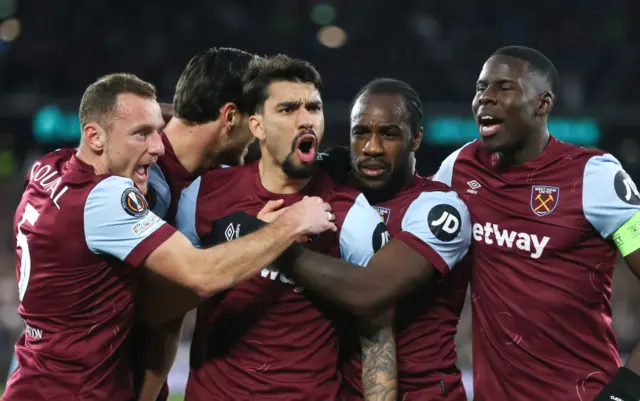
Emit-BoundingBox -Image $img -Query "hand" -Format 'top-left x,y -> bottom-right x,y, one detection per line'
279,196 -> 337,236
257,199 -> 288,223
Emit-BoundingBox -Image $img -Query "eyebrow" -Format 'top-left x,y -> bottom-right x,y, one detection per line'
477,78 -> 517,86
276,100 -> 323,109
351,123 -> 402,130
128,123 -> 161,134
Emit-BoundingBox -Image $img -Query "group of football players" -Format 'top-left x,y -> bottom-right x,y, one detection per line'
3,44 -> 640,401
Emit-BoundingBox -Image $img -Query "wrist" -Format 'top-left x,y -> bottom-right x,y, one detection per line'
271,212 -> 305,242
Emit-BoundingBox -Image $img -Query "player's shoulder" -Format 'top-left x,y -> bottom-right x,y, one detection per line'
26,148 -> 76,181
413,174 -> 456,194
198,162 -> 254,193
388,175 -> 462,209
551,138 -> 607,164
25,148 -> 116,208
86,175 -> 141,206
432,141 -> 478,186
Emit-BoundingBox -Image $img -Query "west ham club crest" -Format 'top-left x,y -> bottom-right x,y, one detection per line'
530,185 -> 560,217
373,206 -> 391,224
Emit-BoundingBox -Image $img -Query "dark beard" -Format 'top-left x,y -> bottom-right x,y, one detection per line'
282,152 -> 317,179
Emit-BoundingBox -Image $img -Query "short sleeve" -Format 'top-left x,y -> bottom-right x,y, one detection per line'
175,176 -> 202,247
339,193 -> 390,267
147,163 -> 172,219
84,176 -> 176,267
395,191 -> 472,275
583,154 -> 640,238
432,141 -> 473,187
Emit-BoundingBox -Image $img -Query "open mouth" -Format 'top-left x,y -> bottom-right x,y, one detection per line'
295,133 -> 317,163
134,164 -> 151,182
477,115 -> 504,137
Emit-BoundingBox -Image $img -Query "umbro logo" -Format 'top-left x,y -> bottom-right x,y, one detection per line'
467,180 -> 481,194
224,223 -> 240,242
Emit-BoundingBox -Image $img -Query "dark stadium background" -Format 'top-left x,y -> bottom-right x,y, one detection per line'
1,0 -> 640,399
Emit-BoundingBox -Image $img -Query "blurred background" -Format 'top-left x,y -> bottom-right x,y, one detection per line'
2,0 -> 640,398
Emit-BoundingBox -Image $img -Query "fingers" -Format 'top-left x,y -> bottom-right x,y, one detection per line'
326,211 -> 335,222
269,207 -> 289,220
262,199 -> 285,212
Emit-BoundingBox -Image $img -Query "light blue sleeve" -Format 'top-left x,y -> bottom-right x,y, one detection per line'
339,193 -> 389,266
175,176 -> 201,247
84,176 -> 167,261
401,191 -> 472,270
147,163 -> 172,219
583,154 -> 640,238
432,141 -> 474,186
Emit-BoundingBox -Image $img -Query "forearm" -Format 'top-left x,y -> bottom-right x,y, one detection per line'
283,246 -> 387,316
360,309 -> 397,401
285,240 -> 433,316
138,318 -> 184,401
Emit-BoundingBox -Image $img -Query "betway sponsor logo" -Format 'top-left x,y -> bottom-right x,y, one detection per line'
472,222 -> 550,259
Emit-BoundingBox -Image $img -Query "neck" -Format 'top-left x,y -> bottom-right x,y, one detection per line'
164,118 -> 219,174
75,143 -> 108,175
258,155 -> 310,195
501,127 -> 550,166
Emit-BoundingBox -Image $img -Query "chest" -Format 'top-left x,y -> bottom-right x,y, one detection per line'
451,160 -> 590,258
373,195 -> 413,235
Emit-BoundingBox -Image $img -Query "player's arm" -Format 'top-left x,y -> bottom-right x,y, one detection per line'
360,309 -> 397,401
84,176 -> 335,324
286,191 -> 472,317
582,154 -> 640,400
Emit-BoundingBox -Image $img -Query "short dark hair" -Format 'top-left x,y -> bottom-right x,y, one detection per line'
173,47 -> 256,124
492,46 -> 559,95
242,54 -> 322,115
351,78 -> 423,136
79,73 -> 156,130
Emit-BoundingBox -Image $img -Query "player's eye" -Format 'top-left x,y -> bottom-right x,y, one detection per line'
476,85 -> 486,93
279,107 -> 293,114
134,131 -> 146,137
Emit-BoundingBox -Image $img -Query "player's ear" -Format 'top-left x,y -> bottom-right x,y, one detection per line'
537,92 -> 553,117
248,113 -> 265,141
221,102 -> 239,130
82,123 -> 106,152
410,128 -> 423,152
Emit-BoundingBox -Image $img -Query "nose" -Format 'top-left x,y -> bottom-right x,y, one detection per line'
148,131 -> 165,157
477,86 -> 497,106
295,107 -> 314,130
363,133 -> 384,156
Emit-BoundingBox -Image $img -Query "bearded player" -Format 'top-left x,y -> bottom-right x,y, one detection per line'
271,78 -> 472,400
432,46 -> 640,401
4,73 -> 335,401
173,54 -> 398,400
